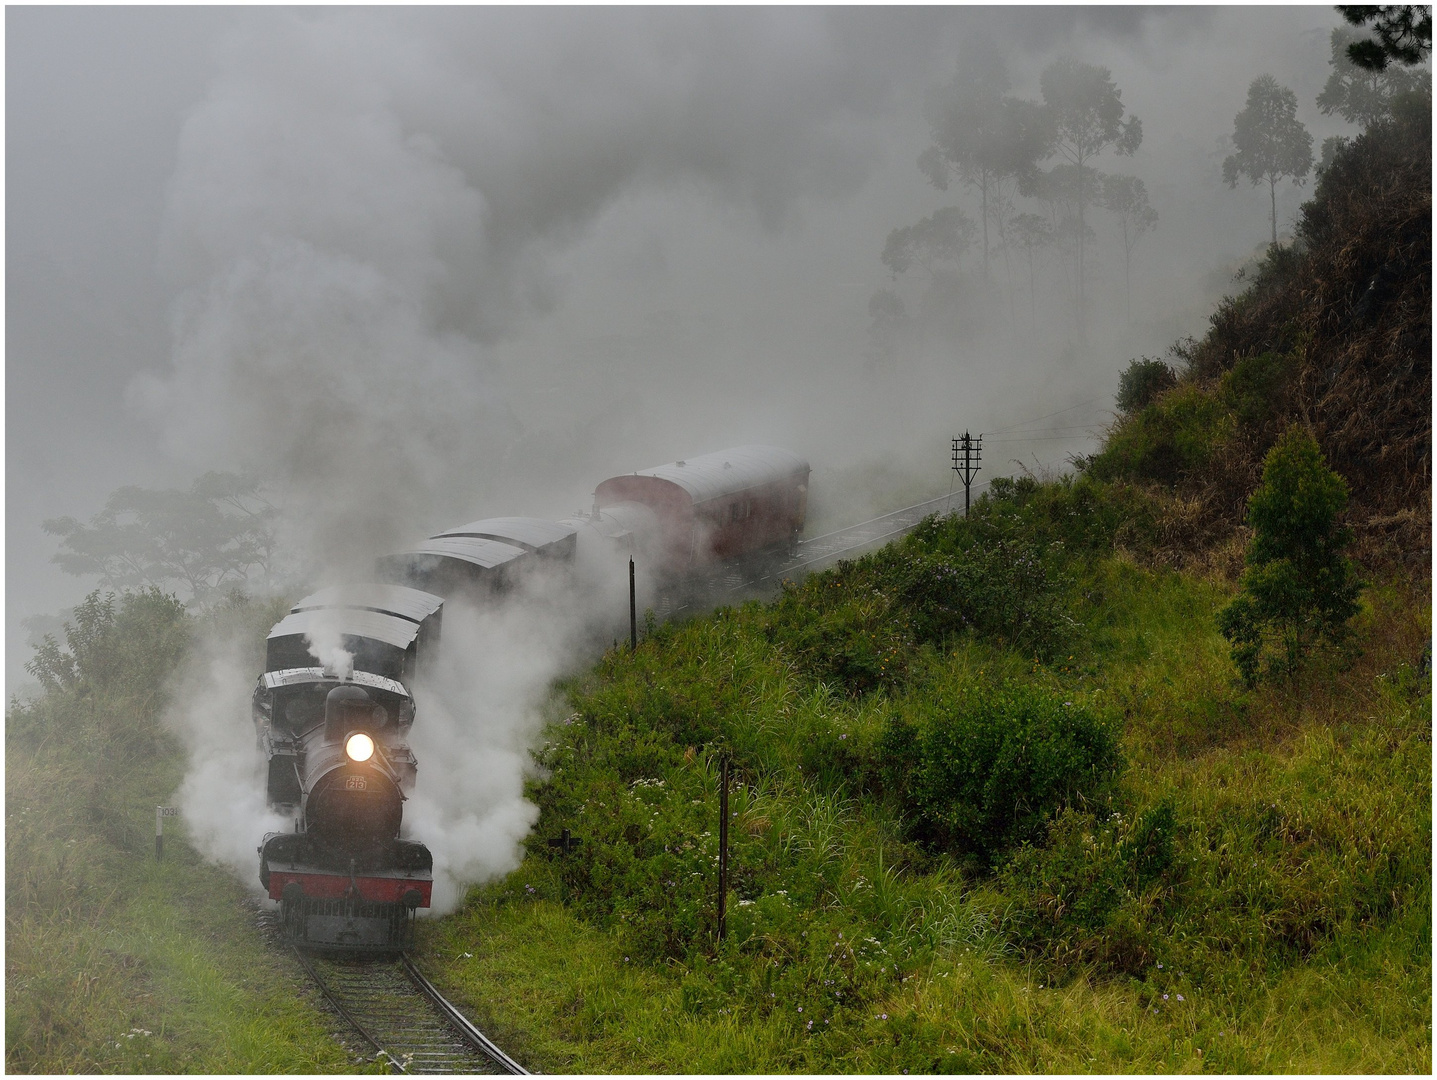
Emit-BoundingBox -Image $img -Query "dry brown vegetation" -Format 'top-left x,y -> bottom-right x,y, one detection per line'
1099,97 -> 1430,577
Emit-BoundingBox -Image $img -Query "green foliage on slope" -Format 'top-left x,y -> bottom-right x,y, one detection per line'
427,472 -> 1429,1071
5,591 -> 355,1074
424,98 -> 1431,1072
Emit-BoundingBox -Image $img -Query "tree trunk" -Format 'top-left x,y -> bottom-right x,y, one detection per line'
1077,160 -> 1085,313
980,172 -> 991,281
1269,177 -> 1278,246
1124,230 -> 1132,324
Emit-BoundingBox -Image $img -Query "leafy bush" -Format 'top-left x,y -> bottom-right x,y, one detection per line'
1217,426 -> 1362,683
1220,349 -> 1293,426
25,588 -> 189,698
880,684 -> 1123,864
920,473 -> 1156,557
999,802 -> 1177,975
766,529 -> 1078,694
1116,357 -> 1177,413
882,543 -> 1075,659
17,588 -> 191,753
1087,382 -> 1232,485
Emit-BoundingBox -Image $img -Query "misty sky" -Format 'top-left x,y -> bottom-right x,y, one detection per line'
7,6 -> 1363,690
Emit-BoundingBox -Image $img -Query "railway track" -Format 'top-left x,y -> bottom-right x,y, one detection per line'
776,488 -> 980,577
291,947 -> 526,1075
668,488 -> 983,613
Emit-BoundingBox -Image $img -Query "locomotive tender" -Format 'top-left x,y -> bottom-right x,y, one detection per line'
255,446 -> 808,951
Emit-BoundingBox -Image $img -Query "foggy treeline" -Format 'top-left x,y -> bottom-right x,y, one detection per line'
11,8 -> 1427,684
863,15 -> 1430,382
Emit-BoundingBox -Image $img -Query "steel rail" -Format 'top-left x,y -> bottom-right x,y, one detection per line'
796,491 -> 958,547
401,953 -> 529,1075
749,486 -> 991,584
291,946 -> 405,1074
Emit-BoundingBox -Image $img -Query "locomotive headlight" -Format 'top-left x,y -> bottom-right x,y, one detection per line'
344,732 -> 375,763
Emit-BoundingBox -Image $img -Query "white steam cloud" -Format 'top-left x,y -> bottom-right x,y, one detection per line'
164,626 -> 290,882
404,587 -> 577,913
132,9 -> 909,905
303,612 -> 354,682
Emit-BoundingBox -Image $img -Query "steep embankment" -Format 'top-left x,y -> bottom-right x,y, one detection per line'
5,594 -> 359,1073
418,100 -> 1432,1072
1089,99 -> 1430,574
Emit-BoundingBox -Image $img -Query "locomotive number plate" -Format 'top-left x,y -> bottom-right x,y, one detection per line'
345,776 -> 367,790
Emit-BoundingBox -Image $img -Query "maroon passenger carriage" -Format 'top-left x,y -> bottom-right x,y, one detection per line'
589,445 -> 809,579
254,446 -> 808,951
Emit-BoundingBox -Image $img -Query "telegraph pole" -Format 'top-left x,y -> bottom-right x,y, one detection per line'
951,432 -> 982,516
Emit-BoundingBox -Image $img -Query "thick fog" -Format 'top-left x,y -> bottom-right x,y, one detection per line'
10,9 -> 1361,701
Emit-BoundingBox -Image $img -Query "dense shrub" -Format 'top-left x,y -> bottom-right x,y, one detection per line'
16,588 -> 191,750
766,527 -> 1079,693
999,802 -> 1178,975
879,683 -> 1123,864
1087,383 -> 1233,485
1218,426 -> 1362,683
1116,357 -> 1178,413
882,544 -> 1075,658
918,473 -> 1156,557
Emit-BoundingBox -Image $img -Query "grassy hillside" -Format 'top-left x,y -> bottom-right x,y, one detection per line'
5,592 -> 364,1073
421,99 -> 1432,1072
426,482 -> 1428,1073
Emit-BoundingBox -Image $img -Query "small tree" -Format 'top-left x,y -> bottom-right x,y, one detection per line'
920,44 -> 1051,281
1038,58 -> 1143,313
1007,211 -> 1053,311
1115,357 -> 1176,413
880,207 -> 978,280
1217,427 -> 1361,685
1101,174 -> 1158,321
1222,75 -> 1314,246
864,288 -> 907,370
43,472 -> 277,604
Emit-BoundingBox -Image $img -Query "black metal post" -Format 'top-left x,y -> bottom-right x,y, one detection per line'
717,756 -> 729,942
629,558 -> 638,651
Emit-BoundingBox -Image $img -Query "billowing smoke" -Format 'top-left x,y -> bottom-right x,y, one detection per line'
402,569 -> 606,913
163,624 -> 291,880
303,613 -> 354,682
127,9 -> 932,903
126,8 -> 928,576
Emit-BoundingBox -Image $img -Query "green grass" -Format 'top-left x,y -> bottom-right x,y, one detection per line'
8,495 -> 1428,1073
418,483 -> 1430,1073
6,593 -> 362,1074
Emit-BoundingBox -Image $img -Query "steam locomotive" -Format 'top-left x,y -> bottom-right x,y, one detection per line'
254,445 -> 809,950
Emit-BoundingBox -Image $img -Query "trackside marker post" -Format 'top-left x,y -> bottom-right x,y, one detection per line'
630,558 -> 638,651
156,805 -> 179,860
718,756 -> 730,943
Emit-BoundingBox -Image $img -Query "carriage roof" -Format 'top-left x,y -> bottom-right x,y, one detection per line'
599,445 -> 808,508
289,583 -> 444,625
